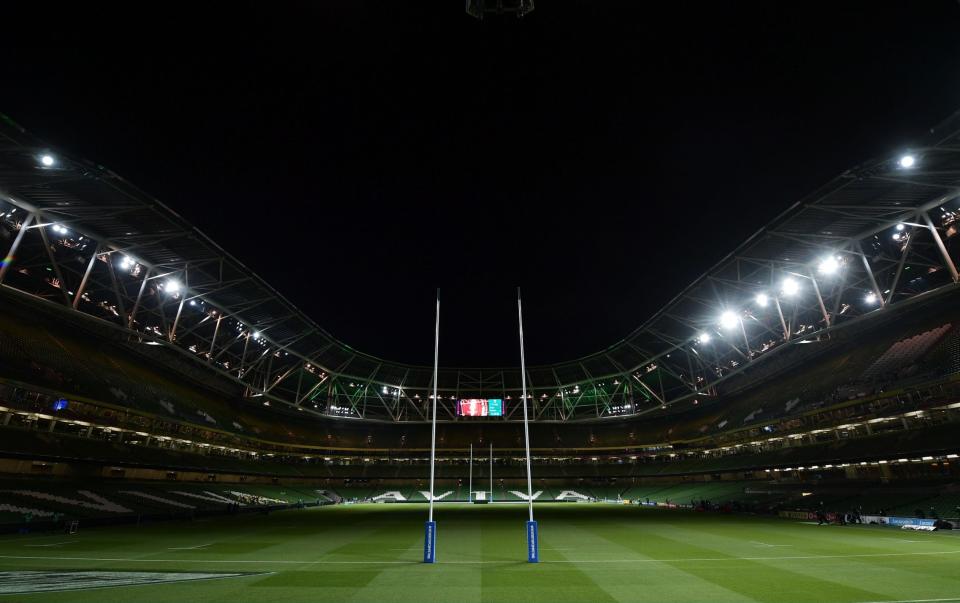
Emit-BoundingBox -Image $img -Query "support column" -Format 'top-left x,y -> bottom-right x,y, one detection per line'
170,295 -> 186,342
923,212 -> 959,283
0,213 -> 35,284
860,254 -> 885,307
72,246 -> 100,309
887,228 -> 914,305
37,220 -> 72,305
774,297 -> 789,340
808,271 -> 831,327
128,268 -> 151,329
208,314 -> 223,360
169,269 -> 187,342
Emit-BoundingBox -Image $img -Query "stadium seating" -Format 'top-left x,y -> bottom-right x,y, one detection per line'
861,324 -> 952,382
0,478 -> 332,530
2,292 -> 959,457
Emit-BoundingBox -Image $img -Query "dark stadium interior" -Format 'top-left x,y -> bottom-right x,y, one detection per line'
3,2 -> 960,602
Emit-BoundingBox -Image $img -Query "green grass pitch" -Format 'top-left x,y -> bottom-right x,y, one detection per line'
1,503 -> 959,602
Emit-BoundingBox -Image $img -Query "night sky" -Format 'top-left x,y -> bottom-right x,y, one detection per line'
4,1 -> 960,366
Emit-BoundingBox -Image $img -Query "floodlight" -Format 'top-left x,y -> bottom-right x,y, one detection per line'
895,223 -> 905,231
781,277 -> 800,296
817,255 -> 841,275
253,331 -> 261,339
719,310 -> 739,330
40,155 -> 55,167
697,332 -> 711,344
865,292 -> 878,304
755,293 -> 769,307
119,256 -> 133,269
899,154 -> 915,168
165,279 -> 181,294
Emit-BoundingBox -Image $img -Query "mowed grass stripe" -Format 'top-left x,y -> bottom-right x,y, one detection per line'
632,524 -> 886,603
641,517 -> 960,601
585,521 -> 888,603
350,510 -> 483,602
2,504 -> 960,603
542,516 -> 756,603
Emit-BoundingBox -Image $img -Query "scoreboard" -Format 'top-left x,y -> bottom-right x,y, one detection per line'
457,398 -> 504,417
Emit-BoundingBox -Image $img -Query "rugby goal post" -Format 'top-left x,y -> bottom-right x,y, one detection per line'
423,291 -> 440,564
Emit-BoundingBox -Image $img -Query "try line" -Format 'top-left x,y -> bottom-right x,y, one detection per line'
1,549 -> 960,566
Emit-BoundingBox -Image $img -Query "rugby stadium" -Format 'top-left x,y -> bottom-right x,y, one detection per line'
1,107 -> 960,601
4,4 -> 960,603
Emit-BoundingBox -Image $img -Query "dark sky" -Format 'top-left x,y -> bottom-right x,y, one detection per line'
4,1 -> 960,366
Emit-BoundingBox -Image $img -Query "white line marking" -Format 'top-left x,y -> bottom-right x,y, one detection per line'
853,598 -> 960,603
749,541 -> 792,548
24,542 -> 77,548
0,570 -> 263,595
1,549 -> 960,566
167,543 -> 213,551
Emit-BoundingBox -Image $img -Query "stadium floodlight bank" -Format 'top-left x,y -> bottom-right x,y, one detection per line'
4,113 -> 960,426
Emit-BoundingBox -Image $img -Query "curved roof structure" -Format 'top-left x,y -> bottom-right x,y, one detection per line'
1,111 -> 960,422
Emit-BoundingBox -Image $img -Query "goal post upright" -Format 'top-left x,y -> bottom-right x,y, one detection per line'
424,289 -> 439,564
517,287 -> 538,563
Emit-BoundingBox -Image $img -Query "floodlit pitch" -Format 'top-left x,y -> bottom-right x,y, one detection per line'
1,503 -> 959,602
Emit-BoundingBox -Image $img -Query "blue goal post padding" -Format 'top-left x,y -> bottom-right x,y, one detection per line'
423,521 -> 437,563
527,520 -> 539,563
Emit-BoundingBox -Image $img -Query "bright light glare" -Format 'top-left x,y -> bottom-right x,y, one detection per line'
755,293 -> 769,307
164,280 -> 181,294
253,331 -> 261,339
719,310 -> 739,330
119,256 -> 134,269
697,332 -> 711,344
865,292 -> 878,304
817,255 -> 841,275
40,155 -> 55,167
895,223 -> 905,231
781,277 -> 800,296
899,155 -> 915,168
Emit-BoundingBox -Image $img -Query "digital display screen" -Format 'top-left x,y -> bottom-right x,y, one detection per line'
458,399 -> 503,417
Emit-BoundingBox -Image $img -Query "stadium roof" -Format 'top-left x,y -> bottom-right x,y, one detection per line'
1,111 -> 960,422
